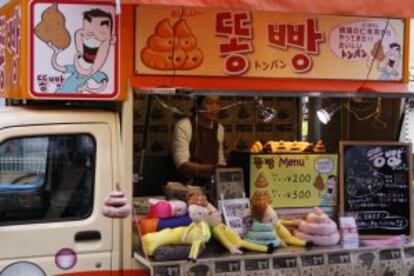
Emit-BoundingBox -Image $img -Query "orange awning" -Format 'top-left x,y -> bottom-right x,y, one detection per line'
121,0 -> 414,18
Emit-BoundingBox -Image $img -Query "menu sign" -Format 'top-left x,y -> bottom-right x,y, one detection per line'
340,142 -> 413,236
250,154 -> 338,208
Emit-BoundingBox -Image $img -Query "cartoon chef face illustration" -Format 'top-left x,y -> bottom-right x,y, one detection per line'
327,175 -> 336,195
378,42 -> 401,80
74,9 -> 116,77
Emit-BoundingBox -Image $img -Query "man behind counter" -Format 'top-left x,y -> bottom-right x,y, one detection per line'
171,96 -> 226,186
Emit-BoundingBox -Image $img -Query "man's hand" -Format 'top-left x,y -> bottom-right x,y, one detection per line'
48,42 -> 65,73
229,247 -> 243,254
80,80 -> 108,94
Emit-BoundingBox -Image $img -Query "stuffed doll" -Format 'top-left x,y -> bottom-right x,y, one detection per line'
142,226 -> 187,257
140,199 -> 190,235
139,214 -> 192,235
293,207 -> 340,246
181,191 -> 211,261
142,191 -> 211,261
148,199 -> 187,218
102,183 -> 131,219
205,203 -> 272,254
250,194 -> 310,247
245,196 -> 281,249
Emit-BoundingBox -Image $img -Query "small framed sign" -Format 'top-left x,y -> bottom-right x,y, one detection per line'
215,167 -> 245,200
218,196 -> 251,237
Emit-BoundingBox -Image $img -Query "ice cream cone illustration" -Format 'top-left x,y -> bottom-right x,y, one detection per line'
253,190 -> 272,204
103,183 -> 131,219
371,40 -> 385,61
313,174 -> 325,197
173,19 -> 203,70
254,173 -> 269,188
35,4 -> 71,50
141,18 -> 203,71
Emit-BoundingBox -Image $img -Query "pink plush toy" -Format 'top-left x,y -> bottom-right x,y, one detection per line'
148,201 -> 172,219
148,199 -> 187,218
293,207 -> 340,246
169,200 -> 187,216
102,183 -> 131,219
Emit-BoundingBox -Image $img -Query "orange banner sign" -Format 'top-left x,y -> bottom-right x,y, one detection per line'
135,6 -> 406,81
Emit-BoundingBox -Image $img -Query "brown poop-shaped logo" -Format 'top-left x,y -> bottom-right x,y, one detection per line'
174,19 -> 203,70
141,18 -> 203,71
35,4 -> 71,50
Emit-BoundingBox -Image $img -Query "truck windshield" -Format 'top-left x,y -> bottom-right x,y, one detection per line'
0,134 -> 95,225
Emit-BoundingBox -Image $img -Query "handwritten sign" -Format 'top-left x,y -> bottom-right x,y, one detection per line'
250,154 -> 338,208
340,142 -> 413,236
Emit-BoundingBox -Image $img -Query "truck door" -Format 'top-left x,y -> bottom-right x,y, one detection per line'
0,123 -> 114,275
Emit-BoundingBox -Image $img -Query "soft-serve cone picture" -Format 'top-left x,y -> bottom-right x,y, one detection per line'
141,18 -> 203,71
34,4 -> 71,50
254,173 -> 269,188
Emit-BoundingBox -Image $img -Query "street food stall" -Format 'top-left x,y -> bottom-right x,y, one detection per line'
0,0 -> 414,275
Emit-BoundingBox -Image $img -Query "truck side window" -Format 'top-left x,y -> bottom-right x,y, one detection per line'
0,134 -> 95,225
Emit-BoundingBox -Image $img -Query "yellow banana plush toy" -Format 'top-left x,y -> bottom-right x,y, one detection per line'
275,220 -> 311,247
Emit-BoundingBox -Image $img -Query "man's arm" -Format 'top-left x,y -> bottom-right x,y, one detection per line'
48,43 -> 65,73
179,162 -> 215,178
217,124 -> 226,166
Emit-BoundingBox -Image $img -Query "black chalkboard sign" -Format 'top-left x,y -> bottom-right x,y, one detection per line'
340,141 -> 413,237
